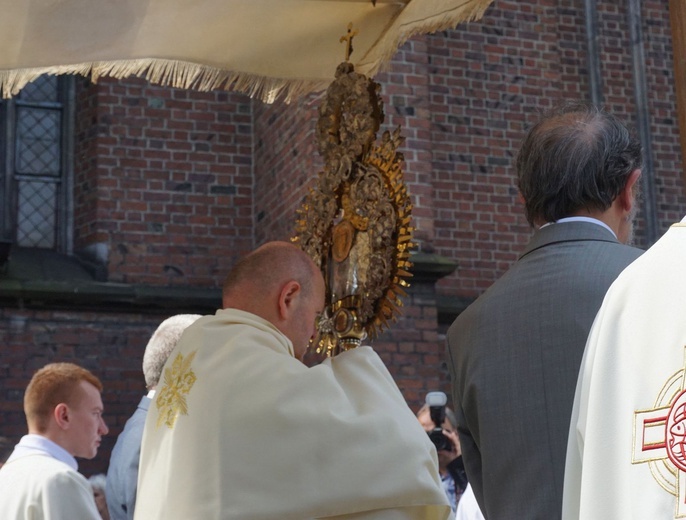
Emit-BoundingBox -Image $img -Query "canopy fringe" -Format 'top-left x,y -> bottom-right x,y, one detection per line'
361,0 -> 493,77
0,58 -> 331,103
0,0 -> 492,103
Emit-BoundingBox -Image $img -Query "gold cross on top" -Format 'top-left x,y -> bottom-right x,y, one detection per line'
340,22 -> 359,62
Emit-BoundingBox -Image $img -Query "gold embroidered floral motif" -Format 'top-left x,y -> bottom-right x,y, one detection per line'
155,350 -> 197,429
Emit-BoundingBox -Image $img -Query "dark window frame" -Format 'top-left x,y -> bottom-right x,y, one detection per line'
0,75 -> 75,254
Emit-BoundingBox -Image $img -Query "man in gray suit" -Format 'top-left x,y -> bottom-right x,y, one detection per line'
106,314 -> 200,520
447,103 -> 644,520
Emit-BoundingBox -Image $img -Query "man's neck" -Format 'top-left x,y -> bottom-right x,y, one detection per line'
543,216 -> 617,239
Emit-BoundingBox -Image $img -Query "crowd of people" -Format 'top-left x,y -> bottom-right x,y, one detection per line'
0,101 -> 680,519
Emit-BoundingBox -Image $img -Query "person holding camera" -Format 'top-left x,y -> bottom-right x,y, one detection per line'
418,392 -> 486,520
417,393 -> 469,512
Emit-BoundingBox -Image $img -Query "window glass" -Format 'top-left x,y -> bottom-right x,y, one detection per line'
0,75 -> 72,251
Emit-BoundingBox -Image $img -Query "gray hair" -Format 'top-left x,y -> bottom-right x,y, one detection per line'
516,102 -> 642,226
142,314 -> 202,388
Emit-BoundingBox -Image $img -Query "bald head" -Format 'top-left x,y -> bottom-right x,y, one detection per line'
222,242 -> 325,357
223,242 -> 318,306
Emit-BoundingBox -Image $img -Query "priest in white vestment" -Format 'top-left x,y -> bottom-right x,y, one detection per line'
134,242 -> 451,520
563,217 -> 686,519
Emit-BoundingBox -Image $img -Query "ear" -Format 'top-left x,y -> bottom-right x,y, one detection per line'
619,169 -> 641,213
277,280 -> 301,320
53,403 -> 70,430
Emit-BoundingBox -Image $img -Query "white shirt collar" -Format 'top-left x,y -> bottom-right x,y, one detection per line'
539,216 -> 617,239
6,434 -> 78,470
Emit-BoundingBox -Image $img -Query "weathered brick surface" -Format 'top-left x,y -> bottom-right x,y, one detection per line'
253,93 -> 322,244
2,0 -> 686,476
74,78 -> 255,286
372,281 -> 452,411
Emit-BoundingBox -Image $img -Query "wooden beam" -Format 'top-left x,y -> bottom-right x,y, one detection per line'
669,0 -> 686,192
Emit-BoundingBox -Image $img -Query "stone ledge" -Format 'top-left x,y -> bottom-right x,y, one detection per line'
0,250 -> 461,315
409,252 -> 458,283
436,294 -> 476,327
0,279 -> 221,314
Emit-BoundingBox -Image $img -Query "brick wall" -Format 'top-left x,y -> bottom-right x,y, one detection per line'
377,36 -> 436,250
74,78 -> 255,286
2,0 -> 686,476
634,0 -> 684,226
429,1 -> 579,298
253,93 -> 322,244
426,0 -> 685,300
74,79 -> 100,255
373,281 -> 452,411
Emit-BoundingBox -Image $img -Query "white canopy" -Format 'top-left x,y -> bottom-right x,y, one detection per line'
0,0 -> 493,102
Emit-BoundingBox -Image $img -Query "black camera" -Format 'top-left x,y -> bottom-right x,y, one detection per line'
428,428 -> 452,452
425,391 -> 453,452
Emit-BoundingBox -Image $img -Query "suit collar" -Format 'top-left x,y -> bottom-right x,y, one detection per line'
520,221 -> 620,260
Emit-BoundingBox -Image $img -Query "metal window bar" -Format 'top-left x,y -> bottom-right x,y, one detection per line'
1,75 -> 72,251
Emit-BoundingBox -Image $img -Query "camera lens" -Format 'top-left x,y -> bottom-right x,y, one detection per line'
428,429 -> 451,451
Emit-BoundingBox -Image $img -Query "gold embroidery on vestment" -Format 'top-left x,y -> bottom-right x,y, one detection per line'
632,346 -> 686,517
155,350 -> 198,429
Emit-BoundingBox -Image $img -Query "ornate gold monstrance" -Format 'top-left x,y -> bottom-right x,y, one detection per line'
293,26 -> 414,357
